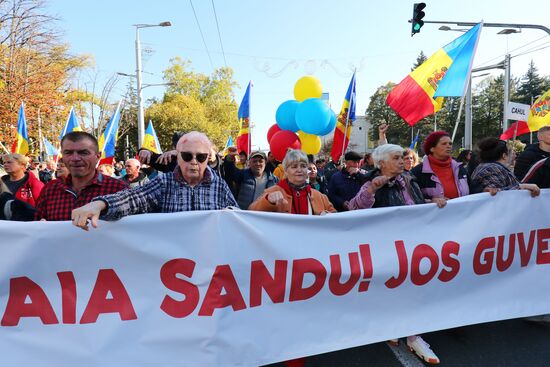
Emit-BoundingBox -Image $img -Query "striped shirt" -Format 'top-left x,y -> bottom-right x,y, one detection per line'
96,167 -> 238,220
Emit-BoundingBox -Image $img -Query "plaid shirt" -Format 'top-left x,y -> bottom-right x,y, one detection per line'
97,166 -> 238,220
34,172 -> 128,221
471,162 -> 520,191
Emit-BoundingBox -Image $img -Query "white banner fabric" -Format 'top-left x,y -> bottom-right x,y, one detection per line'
1,190 -> 550,366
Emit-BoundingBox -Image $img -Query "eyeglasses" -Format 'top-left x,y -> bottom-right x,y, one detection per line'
179,151 -> 209,163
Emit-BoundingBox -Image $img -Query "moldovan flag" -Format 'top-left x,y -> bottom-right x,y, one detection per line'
98,101 -> 122,165
142,120 -> 162,154
11,102 -> 29,154
527,89 -> 550,131
59,107 -> 82,140
387,23 -> 483,126
236,81 -> 251,154
331,72 -> 356,162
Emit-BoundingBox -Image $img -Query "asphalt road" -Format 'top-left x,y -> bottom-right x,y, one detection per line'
265,318 -> 550,367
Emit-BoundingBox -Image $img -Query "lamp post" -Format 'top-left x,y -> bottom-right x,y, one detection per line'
133,21 -> 171,147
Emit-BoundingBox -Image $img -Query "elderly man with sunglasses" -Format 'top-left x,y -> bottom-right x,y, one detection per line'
71,131 -> 238,230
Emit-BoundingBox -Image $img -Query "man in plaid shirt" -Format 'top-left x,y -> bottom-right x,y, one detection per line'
34,132 -> 128,221
72,131 -> 238,230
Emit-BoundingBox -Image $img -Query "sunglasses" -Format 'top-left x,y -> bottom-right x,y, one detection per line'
180,151 -> 209,163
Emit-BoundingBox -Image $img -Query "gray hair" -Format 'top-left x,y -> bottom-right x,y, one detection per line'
176,131 -> 213,150
283,149 -> 308,170
372,144 -> 404,168
125,158 -> 141,168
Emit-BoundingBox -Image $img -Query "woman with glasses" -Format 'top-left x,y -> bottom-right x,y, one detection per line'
249,149 -> 335,215
348,144 -> 441,365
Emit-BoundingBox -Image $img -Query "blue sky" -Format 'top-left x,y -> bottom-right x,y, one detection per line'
49,0 -> 550,149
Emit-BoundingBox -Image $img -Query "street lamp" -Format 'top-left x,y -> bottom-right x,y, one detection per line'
133,21 -> 171,147
438,25 -> 468,32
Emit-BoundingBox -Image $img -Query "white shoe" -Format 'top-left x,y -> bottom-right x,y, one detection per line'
407,336 -> 440,364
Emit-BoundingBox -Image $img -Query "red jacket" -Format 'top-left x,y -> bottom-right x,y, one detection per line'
11,173 -> 44,207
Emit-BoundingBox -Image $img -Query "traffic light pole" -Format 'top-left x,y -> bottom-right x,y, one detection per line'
418,21 -> 550,36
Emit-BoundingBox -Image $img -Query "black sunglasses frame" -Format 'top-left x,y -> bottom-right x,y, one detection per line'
179,151 -> 209,163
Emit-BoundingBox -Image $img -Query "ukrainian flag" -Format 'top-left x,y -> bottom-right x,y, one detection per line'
11,102 -> 29,155
387,23 -> 483,126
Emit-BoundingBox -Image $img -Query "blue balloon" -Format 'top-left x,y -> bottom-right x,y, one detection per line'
318,110 -> 337,136
275,100 -> 300,132
295,98 -> 331,135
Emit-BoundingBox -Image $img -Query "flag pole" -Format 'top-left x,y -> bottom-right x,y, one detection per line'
0,141 -> 9,154
339,71 -> 356,163
451,78 -> 470,143
248,80 -> 252,155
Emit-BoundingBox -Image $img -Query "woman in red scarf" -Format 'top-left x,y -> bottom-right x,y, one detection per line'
249,149 -> 335,215
249,149 -> 335,367
411,131 -> 470,207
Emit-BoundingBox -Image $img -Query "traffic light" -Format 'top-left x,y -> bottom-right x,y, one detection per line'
411,2 -> 426,36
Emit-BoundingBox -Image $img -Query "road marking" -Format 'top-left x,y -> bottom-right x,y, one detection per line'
387,341 -> 427,367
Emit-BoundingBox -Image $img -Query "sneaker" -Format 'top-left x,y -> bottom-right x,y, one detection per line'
407,336 -> 440,364
387,339 -> 399,346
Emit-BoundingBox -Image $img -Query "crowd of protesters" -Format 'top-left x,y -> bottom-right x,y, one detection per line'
1,124 -> 549,365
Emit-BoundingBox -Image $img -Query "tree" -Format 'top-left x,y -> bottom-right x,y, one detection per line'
0,0 -> 89,153
515,60 -> 550,105
411,51 -> 427,71
145,58 -> 239,150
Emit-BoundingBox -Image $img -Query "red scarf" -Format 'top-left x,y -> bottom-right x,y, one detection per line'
428,155 -> 459,199
277,179 -> 311,215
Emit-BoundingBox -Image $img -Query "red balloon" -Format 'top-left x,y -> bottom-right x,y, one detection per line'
236,135 -> 249,153
269,130 -> 302,161
266,124 -> 282,143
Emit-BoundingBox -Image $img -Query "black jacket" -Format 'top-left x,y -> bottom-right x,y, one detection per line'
514,144 -> 550,180
0,192 -> 36,221
523,157 -> 550,189
365,170 -> 425,208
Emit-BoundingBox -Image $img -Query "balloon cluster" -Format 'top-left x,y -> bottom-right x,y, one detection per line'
267,76 -> 337,161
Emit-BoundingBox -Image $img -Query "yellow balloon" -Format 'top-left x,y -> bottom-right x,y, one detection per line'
294,76 -> 323,102
297,131 -> 322,155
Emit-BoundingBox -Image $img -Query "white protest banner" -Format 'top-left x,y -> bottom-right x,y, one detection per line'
1,190 -> 549,366
507,101 -> 530,121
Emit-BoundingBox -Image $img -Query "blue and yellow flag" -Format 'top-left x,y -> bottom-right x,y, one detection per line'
98,101 -> 122,163
59,107 -> 82,140
142,120 -> 162,154
43,138 -> 59,157
11,102 -> 29,154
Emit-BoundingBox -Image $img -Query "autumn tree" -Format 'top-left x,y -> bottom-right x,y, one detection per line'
146,58 -> 239,150
0,0 -> 89,153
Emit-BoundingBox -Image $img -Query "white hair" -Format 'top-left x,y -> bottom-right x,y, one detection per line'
372,144 -> 404,169
176,131 -> 213,150
125,158 -> 141,167
283,149 -> 308,170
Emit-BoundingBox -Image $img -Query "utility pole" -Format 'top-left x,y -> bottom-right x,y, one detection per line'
503,54 -> 511,132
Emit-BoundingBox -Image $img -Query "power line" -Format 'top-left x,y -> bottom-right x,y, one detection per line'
476,34 -> 550,68
512,42 -> 550,59
211,0 -> 227,67
189,0 -> 214,70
